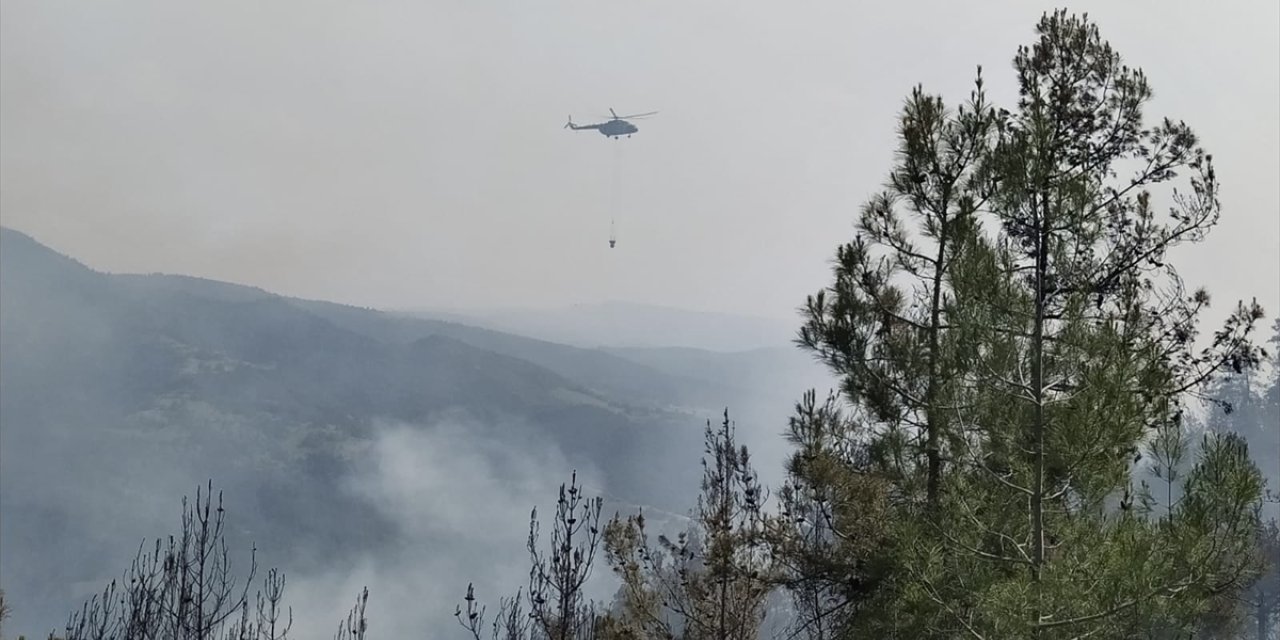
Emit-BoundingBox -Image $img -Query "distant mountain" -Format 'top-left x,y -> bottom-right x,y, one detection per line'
400,305 -> 840,484
1,230 -> 667,429
0,226 -> 835,634
283,298 -> 736,412
602,345 -> 834,401
0,227 -> 709,632
406,301 -> 799,351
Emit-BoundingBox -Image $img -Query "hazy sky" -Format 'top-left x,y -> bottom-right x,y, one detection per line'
2,0 -> 1277,324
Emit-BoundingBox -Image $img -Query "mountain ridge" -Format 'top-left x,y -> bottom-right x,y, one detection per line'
0,226 -> 835,633
0,225 -> 716,631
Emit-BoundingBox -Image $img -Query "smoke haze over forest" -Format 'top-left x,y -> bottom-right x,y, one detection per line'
1,1 -> 1278,638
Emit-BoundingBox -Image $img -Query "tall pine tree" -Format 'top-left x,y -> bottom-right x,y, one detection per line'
787,9 -> 1268,638
602,411 -> 775,640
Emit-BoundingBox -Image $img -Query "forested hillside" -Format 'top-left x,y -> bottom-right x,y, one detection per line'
1,226 -> 829,635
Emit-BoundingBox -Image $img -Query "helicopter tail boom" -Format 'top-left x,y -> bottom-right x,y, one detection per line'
565,116 -> 603,132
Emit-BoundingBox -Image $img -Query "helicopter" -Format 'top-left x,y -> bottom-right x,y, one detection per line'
564,108 -> 658,138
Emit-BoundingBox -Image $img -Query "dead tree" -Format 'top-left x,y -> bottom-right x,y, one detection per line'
332,587 -> 368,640
60,481 -> 295,640
458,471 -> 606,640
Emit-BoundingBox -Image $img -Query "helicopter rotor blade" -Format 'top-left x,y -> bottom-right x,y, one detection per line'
616,111 -> 659,119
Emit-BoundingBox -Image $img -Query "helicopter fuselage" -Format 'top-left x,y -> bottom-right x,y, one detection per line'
569,119 -> 639,137
598,119 -> 638,137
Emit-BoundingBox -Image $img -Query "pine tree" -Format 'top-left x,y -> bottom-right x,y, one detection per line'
1,589 -> 10,640
786,9 -> 1269,638
966,10 -> 1265,636
798,68 -> 998,507
603,411 -> 775,639
62,482 -> 262,640
1253,320 -> 1280,639
766,391 -> 894,639
55,481 -> 365,640
332,588 -> 368,640
458,471 -> 605,640
1200,318 -> 1280,639
1249,520 -> 1280,640
789,58 -> 999,638
526,472 -> 606,640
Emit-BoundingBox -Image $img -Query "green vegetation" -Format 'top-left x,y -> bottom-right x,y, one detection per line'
790,9 -> 1270,638
460,9 -> 1277,639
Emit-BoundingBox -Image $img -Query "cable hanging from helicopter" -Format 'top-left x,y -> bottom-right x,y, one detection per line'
564,108 -> 657,249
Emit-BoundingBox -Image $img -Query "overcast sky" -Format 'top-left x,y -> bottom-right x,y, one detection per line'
2,0 -> 1277,324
